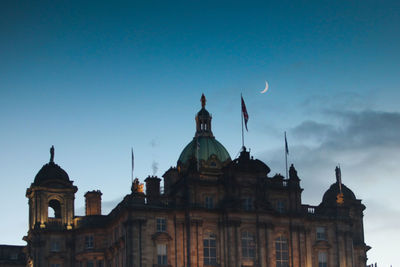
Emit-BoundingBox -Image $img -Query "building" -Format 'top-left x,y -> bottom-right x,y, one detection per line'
0,245 -> 26,267
24,94 -> 369,267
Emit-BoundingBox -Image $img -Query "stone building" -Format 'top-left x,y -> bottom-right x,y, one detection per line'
0,245 -> 26,267
24,95 -> 369,267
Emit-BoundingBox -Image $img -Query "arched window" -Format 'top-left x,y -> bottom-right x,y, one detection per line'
203,232 -> 217,265
241,231 -> 255,259
275,236 -> 289,267
48,199 -> 61,218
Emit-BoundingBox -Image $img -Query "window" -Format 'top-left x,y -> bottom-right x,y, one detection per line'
316,227 -> 326,241
87,261 -> 94,267
48,199 -> 61,218
241,231 -> 255,259
205,196 -> 214,209
50,239 -> 60,252
157,244 -> 167,265
85,235 -> 94,249
156,218 -> 166,232
10,253 -> 18,260
203,232 -> 217,265
318,251 -> 327,267
97,260 -> 103,267
275,236 -> 289,267
277,200 -> 286,213
50,264 -> 61,267
243,197 -> 253,211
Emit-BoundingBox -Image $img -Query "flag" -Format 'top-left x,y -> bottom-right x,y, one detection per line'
285,132 -> 289,155
241,95 -> 249,131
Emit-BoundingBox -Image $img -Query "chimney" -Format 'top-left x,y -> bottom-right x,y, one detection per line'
84,190 -> 102,216
145,176 -> 161,204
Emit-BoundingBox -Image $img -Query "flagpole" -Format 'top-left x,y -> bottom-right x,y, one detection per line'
240,94 -> 244,151
131,147 -> 134,183
285,132 -> 288,179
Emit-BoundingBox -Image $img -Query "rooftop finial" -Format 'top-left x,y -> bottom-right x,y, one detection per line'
201,93 -> 206,108
50,146 -> 55,163
335,165 -> 342,193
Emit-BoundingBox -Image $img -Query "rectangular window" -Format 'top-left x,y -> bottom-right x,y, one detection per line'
243,197 -> 253,211
50,239 -> 60,252
85,235 -> 94,249
203,233 -> 217,265
97,260 -> 103,267
205,196 -> 214,209
156,218 -> 166,232
87,261 -> 94,267
318,251 -> 327,267
157,244 -> 167,265
50,264 -> 61,267
241,231 -> 255,259
277,200 -> 286,213
316,227 -> 326,241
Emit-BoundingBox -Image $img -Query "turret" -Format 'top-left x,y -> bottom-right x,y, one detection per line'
26,146 -> 77,230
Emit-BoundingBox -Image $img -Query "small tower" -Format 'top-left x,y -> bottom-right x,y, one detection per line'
195,94 -> 214,137
26,146 -> 77,230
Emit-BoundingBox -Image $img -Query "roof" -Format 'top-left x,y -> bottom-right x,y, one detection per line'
33,162 -> 71,186
321,182 -> 356,206
177,136 -> 231,165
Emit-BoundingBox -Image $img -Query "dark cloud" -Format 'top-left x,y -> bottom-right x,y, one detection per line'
293,110 -> 400,149
258,109 -> 400,204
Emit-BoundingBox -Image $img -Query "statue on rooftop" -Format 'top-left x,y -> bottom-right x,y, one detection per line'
50,146 -> 55,163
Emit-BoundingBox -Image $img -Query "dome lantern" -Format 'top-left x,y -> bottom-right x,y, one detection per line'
195,94 -> 213,138
178,94 -> 231,171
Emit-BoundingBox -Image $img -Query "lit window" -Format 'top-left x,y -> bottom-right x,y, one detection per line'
50,239 -> 60,252
318,251 -> 327,267
85,235 -> 94,249
156,218 -> 166,232
316,227 -> 326,241
157,244 -> 167,265
203,232 -> 217,265
275,236 -> 289,267
205,196 -> 214,209
277,200 -> 286,213
241,231 -> 255,259
243,197 -> 253,211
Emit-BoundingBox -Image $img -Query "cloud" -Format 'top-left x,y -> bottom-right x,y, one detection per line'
258,109 -> 400,266
259,109 -> 400,202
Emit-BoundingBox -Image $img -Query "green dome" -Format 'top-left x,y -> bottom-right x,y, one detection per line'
178,136 -> 231,165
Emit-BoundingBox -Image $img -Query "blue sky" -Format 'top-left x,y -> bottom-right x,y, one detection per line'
1,1 -> 400,266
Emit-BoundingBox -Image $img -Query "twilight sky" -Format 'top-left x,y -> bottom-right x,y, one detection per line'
1,1 -> 399,266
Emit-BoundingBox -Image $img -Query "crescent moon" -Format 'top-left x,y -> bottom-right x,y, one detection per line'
260,81 -> 269,94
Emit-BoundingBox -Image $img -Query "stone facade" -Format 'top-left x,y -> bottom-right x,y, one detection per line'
23,95 -> 369,267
